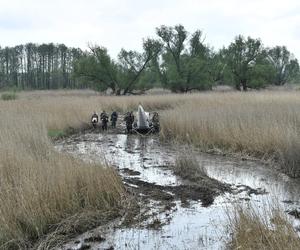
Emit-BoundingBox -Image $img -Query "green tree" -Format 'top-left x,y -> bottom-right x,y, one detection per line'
136,62 -> 162,91
268,46 -> 300,85
118,39 -> 161,94
74,39 -> 161,95
0,43 -> 82,90
75,46 -> 119,92
225,35 -> 268,90
154,25 -> 213,92
247,57 -> 276,88
209,48 -> 235,86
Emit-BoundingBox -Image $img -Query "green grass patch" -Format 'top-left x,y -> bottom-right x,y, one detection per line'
1,92 -> 17,101
48,129 -> 66,138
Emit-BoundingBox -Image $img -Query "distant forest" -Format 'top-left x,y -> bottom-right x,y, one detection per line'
0,43 -> 83,90
1,25 -> 299,93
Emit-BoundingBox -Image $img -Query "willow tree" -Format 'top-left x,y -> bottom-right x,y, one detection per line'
74,39 -> 161,95
225,35 -> 266,91
268,46 -> 299,85
154,25 -> 213,92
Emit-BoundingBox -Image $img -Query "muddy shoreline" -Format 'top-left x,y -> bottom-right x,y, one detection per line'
52,128 -> 300,250
54,122 -> 282,176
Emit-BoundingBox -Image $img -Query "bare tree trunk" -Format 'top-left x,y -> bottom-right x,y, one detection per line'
241,79 -> 247,91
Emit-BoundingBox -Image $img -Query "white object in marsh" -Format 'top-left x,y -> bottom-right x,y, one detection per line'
92,117 -> 98,123
137,105 -> 150,129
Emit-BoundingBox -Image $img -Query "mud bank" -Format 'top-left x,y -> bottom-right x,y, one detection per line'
55,133 -> 300,249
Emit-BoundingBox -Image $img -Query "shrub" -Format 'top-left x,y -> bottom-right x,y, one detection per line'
1,92 -> 17,101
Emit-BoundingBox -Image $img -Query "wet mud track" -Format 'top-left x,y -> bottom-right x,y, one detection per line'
124,177 -> 224,207
55,132 -> 300,250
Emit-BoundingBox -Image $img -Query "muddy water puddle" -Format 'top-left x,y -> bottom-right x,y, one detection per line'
55,133 -> 300,250
56,133 -> 178,186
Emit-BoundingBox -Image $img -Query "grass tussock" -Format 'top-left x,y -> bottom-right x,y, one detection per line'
160,92 -> 300,177
174,155 -> 231,195
229,206 -> 300,250
174,155 -> 208,182
1,92 -> 17,101
47,129 -> 66,138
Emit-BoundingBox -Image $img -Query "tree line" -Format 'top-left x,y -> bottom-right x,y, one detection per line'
1,25 -> 299,93
75,25 -> 300,94
0,43 -> 83,90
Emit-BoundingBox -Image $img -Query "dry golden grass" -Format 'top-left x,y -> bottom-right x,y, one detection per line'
0,98 -> 126,248
228,206 -> 300,250
0,91 -> 186,248
160,92 -> 300,176
11,90 -> 185,130
1,90 -> 300,248
5,90 -> 300,175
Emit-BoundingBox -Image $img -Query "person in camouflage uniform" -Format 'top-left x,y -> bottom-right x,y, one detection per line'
151,112 -> 160,133
110,111 -> 118,128
100,111 -> 109,131
124,111 -> 134,134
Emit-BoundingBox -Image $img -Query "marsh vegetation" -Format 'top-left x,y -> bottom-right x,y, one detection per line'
229,206 -> 300,250
0,89 -> 300,249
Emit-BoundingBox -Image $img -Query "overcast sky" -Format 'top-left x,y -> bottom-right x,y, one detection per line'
0,0 -> 299,59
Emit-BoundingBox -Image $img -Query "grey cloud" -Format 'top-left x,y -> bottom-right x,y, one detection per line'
0,0 -> 299,59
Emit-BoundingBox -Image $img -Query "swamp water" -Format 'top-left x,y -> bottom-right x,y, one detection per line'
54,133 -> 300,250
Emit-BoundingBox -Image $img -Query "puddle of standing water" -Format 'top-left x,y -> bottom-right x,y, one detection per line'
55,133 -> 300,250
56,133 -> 180,186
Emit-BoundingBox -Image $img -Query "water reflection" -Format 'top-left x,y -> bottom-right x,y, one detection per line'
55,133 -> 300,250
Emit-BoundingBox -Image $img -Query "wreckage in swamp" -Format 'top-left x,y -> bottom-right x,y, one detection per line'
133,105 -> 159,134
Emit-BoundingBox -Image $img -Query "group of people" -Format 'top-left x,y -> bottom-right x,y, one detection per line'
91,110 -> 160,133
91,111 -> 118,131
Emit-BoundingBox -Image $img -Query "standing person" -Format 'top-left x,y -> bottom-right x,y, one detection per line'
129,111 -> 135,130
152,112 -> 160,133
124,111 -> 134,134
110,111 -> 118,128
91,112 -> 99,128
100,111 -> 109,131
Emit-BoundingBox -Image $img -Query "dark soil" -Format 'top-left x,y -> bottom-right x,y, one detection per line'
84,235 -> 106,243
124,176 -> 230,207
288,209 -> 300,219
78,244 -> 91,250
233,184 -> 267,196
120,168 -> 141,176
147,218 -> 163,229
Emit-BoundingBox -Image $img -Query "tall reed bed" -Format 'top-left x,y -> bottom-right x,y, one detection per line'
0,100 -> 125,248
228,205 -> 300,249
1,90 -> 299,247
160,92 -> 300,176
